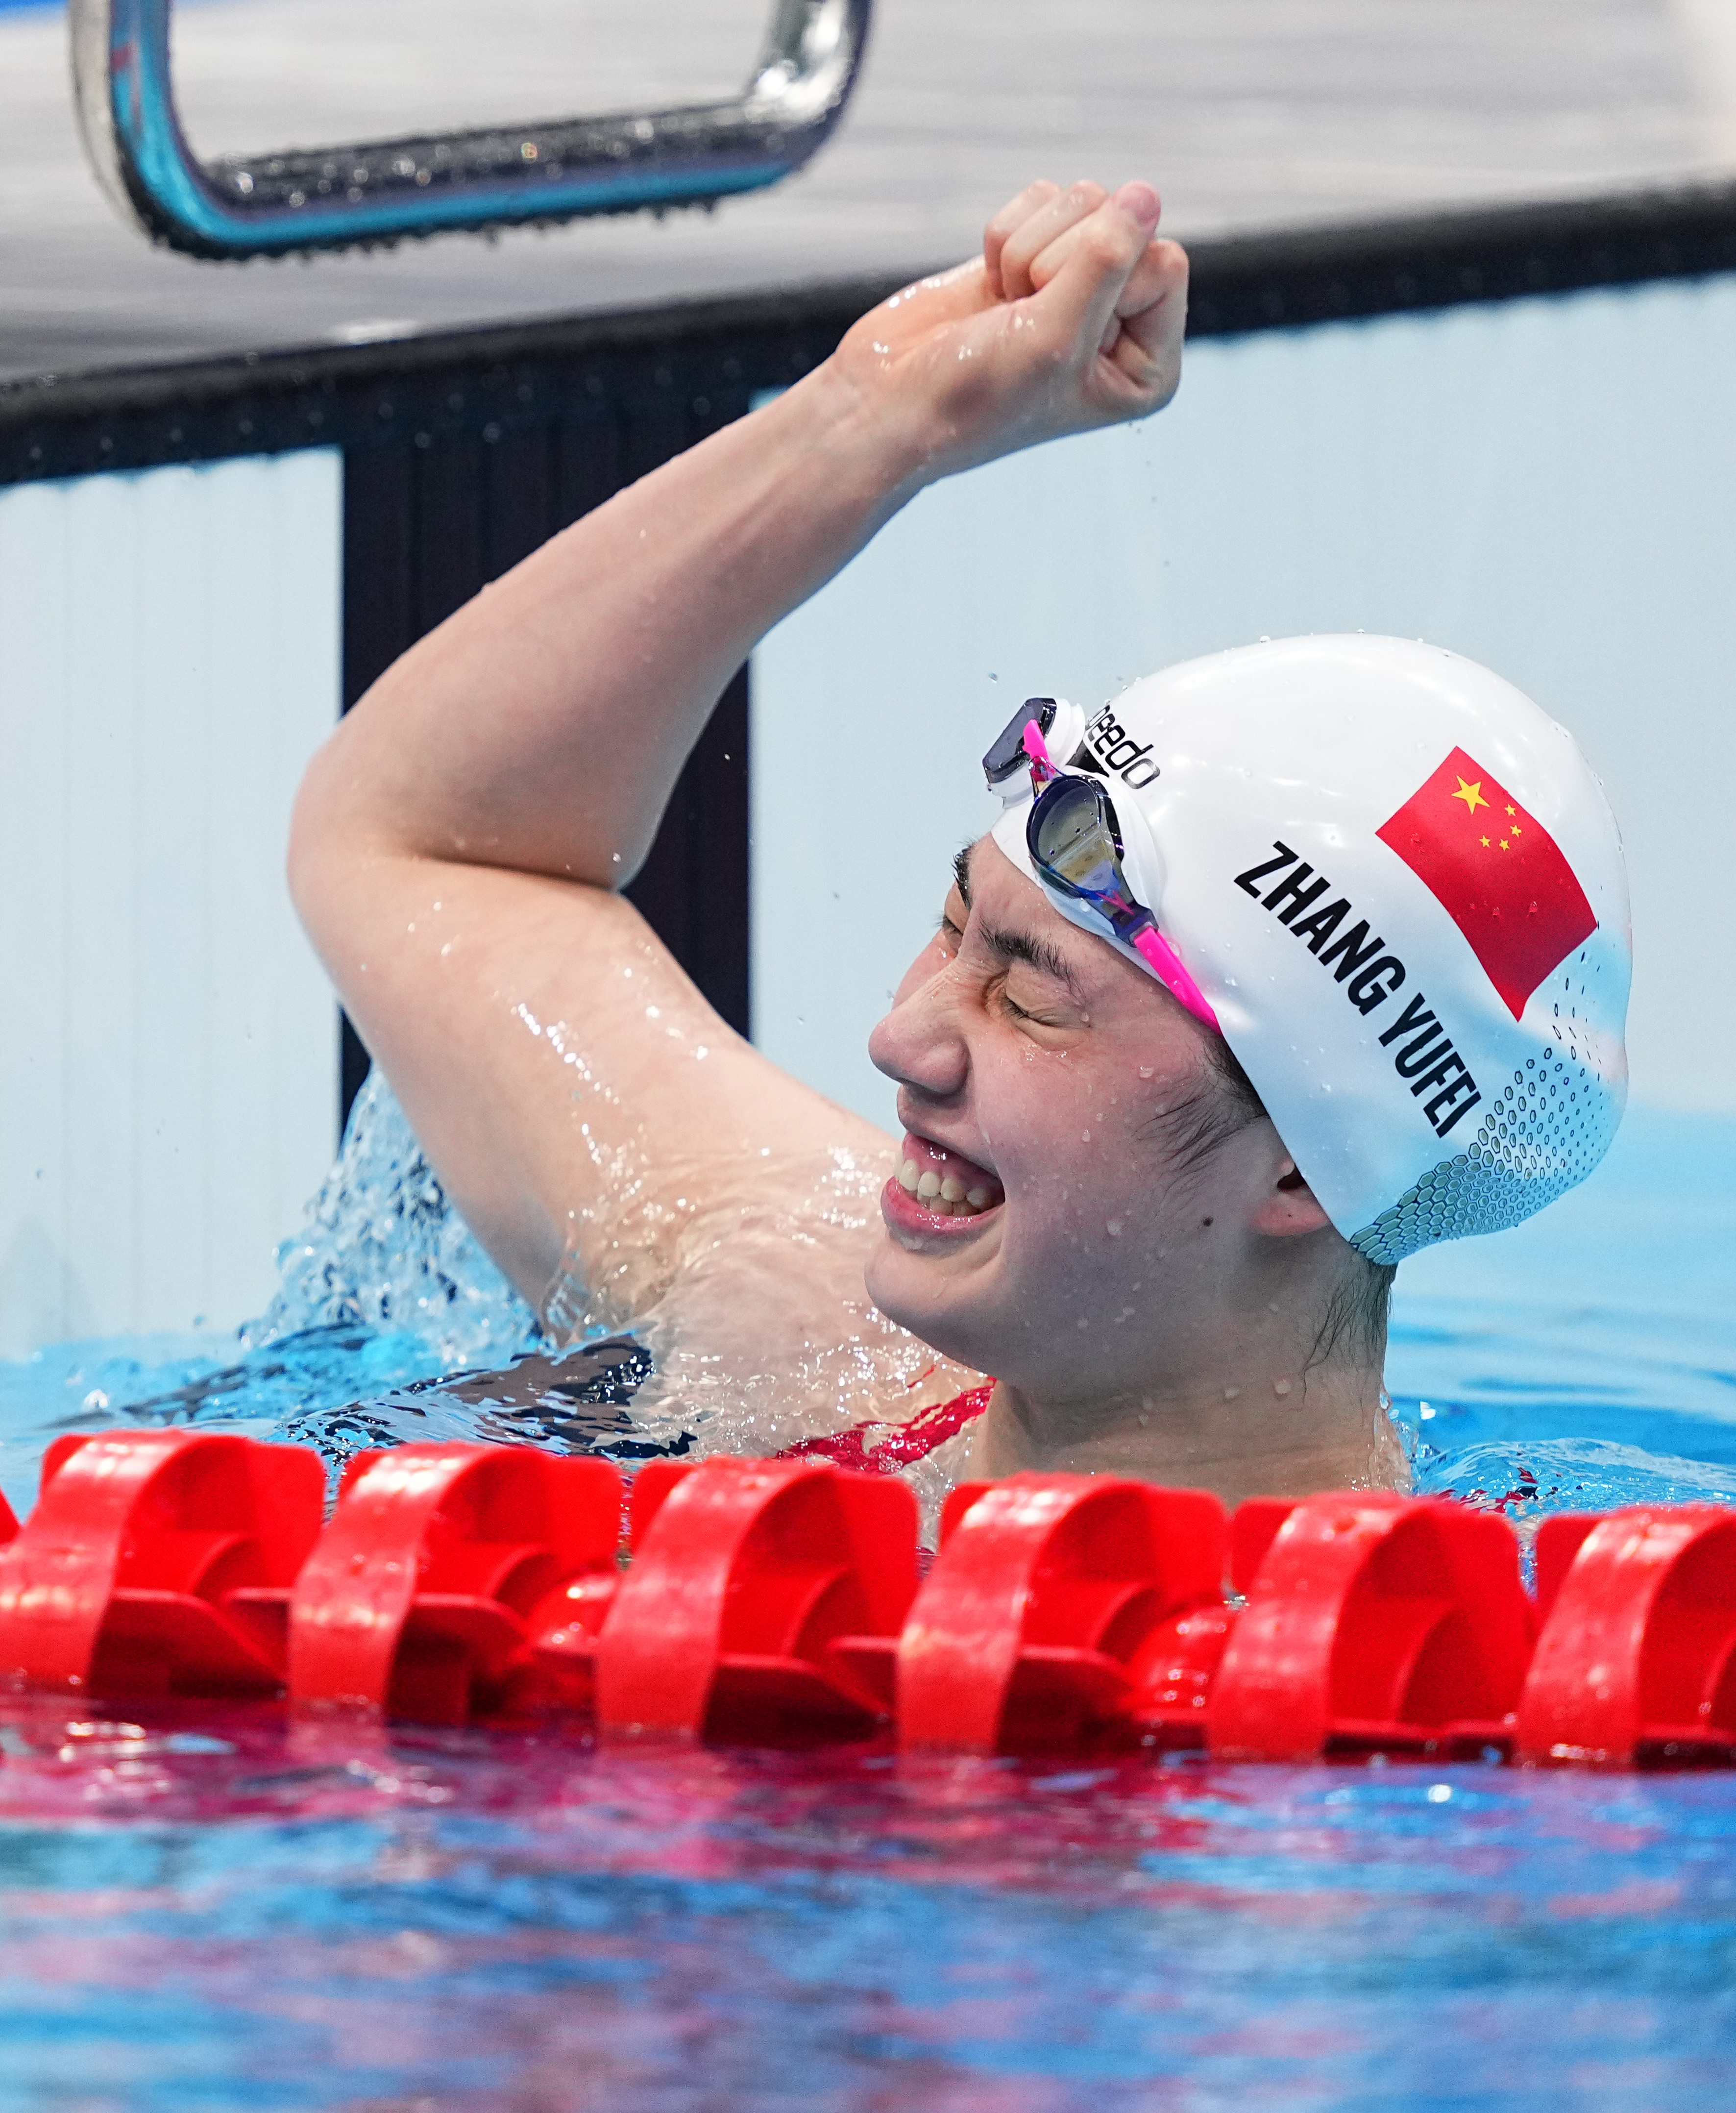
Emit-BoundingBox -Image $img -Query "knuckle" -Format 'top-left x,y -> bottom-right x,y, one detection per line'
988,179 -> 1058,246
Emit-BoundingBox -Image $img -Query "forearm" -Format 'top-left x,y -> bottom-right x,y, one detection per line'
293,362 -> 926,892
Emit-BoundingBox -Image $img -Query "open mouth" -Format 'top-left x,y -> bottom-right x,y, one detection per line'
881,1131 -> 1005,1235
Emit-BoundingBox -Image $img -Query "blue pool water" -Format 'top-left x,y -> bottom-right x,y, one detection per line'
1,1088 -> 1733,2109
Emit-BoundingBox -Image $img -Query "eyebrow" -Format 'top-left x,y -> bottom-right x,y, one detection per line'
978,920 -> 1082,991
952,842 -> 974,909
950,841 -> 1086,996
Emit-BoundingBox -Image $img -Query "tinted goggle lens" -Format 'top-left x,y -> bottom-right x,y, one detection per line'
981,696 -> 1057,786
1029,777 -> 1139,925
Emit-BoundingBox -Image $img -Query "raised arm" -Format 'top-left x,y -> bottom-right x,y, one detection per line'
289,180 -> 1188,1315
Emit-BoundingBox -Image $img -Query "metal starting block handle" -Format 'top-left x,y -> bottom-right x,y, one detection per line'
70,0 -> 872,260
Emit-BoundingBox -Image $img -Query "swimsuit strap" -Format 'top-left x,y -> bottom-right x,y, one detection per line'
778,1384 -> 994,1474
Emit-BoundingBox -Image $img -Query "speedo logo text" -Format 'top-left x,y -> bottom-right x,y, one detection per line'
1083,703 -> 1161,789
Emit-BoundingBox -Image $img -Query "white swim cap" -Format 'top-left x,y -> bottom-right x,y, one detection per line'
991,636 -> 1631,1264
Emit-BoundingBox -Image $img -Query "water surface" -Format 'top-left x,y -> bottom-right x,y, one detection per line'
0,1093 -> 1732,2109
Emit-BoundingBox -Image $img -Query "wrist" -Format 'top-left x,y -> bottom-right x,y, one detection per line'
776,355 -> 938,515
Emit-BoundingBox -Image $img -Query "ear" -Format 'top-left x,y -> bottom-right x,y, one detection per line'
1247,1156 -> 1334,1238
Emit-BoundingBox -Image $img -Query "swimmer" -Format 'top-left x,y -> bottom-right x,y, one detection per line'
290,178 -> 1630,1509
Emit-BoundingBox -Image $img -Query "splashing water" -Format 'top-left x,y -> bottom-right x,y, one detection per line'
260,1069 -> 537,1364
0,1073 -> 540,1511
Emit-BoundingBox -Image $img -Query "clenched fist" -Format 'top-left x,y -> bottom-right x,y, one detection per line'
832,179 -> 1189,484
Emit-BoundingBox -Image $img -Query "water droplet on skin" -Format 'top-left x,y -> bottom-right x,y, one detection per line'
1138,1066 -> 1155,1079
1273,1377 -> 1293,1398
1222,1385 -> 1240,1402
1106,1218 -> 1123,1236
1081,1129 -> 1091,1141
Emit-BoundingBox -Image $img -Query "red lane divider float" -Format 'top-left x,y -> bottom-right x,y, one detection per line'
1516,1507 -> 1736,1766
0,1432 -> 323,1697
0,1433 -> 1733,1770
898,1475 -> 1227,1753
289,1444 -> 622,1723
1210,1492 -> 1536,1762
592,1456 -> 918,1742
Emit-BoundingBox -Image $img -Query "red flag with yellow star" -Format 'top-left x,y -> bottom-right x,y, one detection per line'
1375,746 -> 1597,1020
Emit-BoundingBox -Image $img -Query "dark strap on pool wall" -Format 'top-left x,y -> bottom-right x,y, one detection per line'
778,1385 -> 995,1474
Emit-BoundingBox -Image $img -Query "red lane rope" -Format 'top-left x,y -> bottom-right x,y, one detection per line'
2,1432 -> 1732,1770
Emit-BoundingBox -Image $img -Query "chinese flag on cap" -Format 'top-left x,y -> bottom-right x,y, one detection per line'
1376,747 -> 1596,1020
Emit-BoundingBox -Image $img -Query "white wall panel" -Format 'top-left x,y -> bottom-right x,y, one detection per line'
752,274 -> 1736,1130
0,450 -> 341,1355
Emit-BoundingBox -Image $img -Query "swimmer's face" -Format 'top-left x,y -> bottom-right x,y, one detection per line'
864,837 -> 1324,1407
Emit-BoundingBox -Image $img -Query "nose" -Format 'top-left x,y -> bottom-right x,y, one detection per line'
868,960 -> 970,1106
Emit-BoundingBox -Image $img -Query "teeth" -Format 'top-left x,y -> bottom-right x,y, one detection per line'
895,1150 -> 1004,1218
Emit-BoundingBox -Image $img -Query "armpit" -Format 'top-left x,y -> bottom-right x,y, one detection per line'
539,1137 -> 982,1453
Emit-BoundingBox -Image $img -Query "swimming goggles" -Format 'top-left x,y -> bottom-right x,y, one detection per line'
982,699 -> 1220,1032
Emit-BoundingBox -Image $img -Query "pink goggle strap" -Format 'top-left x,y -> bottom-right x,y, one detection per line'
1021,719 -> 1058,786
1024,720 -> 1221,1033
1131,928 -> 1221,1033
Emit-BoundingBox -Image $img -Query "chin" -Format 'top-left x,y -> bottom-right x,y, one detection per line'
864,1233 -> 1002,1375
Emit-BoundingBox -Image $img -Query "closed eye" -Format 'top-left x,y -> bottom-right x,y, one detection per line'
978,920 -> 1083,997
999,985 -> 1076,1029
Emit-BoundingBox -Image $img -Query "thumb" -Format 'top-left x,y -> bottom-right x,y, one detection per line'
1027,183 -> 1164,362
